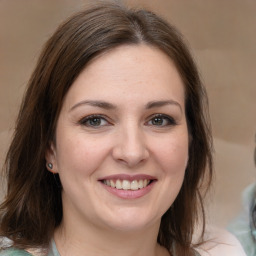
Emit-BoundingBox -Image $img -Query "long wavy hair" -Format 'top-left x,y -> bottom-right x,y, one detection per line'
0,2 -> 213,255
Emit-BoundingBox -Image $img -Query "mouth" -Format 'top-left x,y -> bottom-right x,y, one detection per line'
101,179 -> 152,191
99,175 -> 157,199
98,174 -> 157,191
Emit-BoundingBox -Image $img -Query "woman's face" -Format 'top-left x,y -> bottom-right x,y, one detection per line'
46,45 -> 189,232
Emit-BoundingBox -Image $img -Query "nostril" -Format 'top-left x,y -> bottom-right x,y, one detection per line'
112,132 -> 149,163
112,144 -> 149,168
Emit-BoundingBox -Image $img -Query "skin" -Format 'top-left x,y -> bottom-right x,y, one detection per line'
46,44 -> 189,256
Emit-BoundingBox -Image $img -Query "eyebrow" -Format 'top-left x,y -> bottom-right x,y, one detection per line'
70,99 -> 182,112
70,100 -> 117,111
146,100 -> 182,112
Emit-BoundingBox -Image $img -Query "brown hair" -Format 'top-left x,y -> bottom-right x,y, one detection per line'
0,2 -> 213,255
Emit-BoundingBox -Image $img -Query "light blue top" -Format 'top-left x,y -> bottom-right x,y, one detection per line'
0,238 -> 201,255
0,240 -> 60,256
228,183 -> 256,256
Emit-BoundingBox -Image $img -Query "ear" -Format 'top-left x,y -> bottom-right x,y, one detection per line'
45,141 -> 58,174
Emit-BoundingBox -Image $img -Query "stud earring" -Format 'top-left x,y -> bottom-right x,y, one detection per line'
47,163 -> 53,169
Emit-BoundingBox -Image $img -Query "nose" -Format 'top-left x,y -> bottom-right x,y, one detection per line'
112,125 -> 149,168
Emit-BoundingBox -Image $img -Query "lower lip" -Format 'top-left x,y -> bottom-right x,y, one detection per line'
100,181 -> 156,199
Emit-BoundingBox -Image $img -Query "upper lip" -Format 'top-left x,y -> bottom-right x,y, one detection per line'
98,174 -> 157,181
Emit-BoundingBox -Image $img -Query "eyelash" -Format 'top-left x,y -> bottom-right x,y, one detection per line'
78,114 -> 177,128
79,114 -> 110,128
146,114 -> 177,127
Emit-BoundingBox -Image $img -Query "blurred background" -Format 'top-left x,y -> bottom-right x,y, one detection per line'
0,0 -> 255,228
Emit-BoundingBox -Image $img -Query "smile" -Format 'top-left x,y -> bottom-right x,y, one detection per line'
99,174 -> 157,199
102,179 -> 150,190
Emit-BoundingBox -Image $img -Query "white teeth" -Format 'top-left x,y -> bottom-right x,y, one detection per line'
138,180 -> 143,189
131,180 -> 138,190
110,180 -> 115,188
116,179 -> 122,189
122,180 -> 131,190
103,179 -> 151,190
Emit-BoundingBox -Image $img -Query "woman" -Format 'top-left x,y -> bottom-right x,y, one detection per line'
0,2 -> 245,256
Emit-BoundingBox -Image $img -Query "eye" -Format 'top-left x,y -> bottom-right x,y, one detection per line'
79,115 -> 110,128
146,114 -> 176,127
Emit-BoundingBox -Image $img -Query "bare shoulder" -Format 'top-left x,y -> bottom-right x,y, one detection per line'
195,226 -> 246,256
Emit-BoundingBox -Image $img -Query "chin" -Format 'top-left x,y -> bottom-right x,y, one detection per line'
101,210 -> 160,233
106,220 -> 152,233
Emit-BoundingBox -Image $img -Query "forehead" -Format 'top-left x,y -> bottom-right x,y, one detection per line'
63,44 -> 185,109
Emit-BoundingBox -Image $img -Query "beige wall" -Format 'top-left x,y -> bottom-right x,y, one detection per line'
0,0 -> 255,228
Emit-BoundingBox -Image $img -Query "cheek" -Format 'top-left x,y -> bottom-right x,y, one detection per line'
151,134 -> 189,215
155,134 -> 189,175
55,134 -> 109,176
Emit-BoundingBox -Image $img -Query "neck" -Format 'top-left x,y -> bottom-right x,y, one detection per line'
54,216 -> 169,256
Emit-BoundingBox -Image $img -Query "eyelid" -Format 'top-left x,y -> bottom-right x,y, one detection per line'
78,114 -> 112,127
145,113 -> 177,126
77,113 -> 176,128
